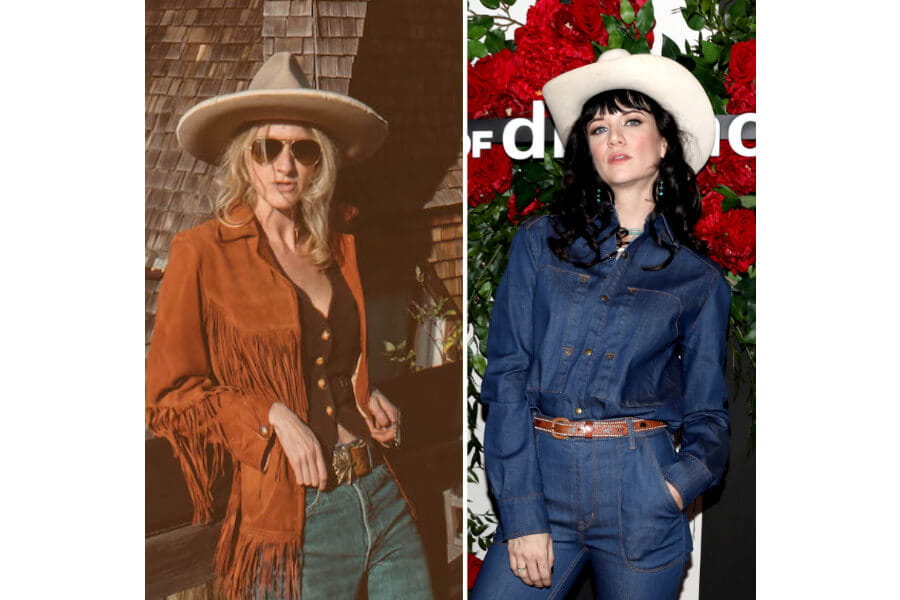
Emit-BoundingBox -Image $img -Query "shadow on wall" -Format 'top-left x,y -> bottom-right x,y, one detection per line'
335,0 -> 462,380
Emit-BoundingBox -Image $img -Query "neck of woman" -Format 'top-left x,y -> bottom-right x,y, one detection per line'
254,203 -> 302,251
611,181 -> 655,230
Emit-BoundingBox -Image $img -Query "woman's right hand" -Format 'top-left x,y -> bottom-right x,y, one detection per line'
268,402 -> 328,490
508,532 -> 554,588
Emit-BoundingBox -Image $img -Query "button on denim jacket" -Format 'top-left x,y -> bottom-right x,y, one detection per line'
481,213 -> 731,541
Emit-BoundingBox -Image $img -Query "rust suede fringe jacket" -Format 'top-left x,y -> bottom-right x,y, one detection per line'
146,205 -> 379,600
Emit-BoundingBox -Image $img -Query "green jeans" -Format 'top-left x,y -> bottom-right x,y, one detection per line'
296,464 -> 433,599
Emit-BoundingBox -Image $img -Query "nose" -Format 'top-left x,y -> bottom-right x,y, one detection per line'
607,127 -> 624,146
273,142 -> 297,173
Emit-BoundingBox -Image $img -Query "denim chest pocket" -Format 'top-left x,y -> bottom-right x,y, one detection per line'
531,264 -> 593,394
617,287 -> 684,407
625,287 -> 683,340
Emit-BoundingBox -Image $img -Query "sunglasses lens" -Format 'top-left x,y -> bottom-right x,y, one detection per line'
249,139 -> 285,165
250,139 -> 320,165
290,140 -> 321,165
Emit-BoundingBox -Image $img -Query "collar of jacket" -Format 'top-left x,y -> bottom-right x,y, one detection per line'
595,209 -> 680,248
215,203 -> 262,243
649,212 -> 680,248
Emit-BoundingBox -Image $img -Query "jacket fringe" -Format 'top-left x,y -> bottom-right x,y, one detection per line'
148,394 -> 227,524
204,297 -> 308,419
216,523 -> 302,600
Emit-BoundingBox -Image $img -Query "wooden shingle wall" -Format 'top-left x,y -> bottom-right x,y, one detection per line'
426,156 -> 463,311
263,0 -> 369,94
146,0 -> 265,273
145,0 -> 461,351
146,0 -> 267,345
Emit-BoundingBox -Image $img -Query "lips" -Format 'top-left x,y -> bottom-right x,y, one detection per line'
275,181 -> 298,192
608,153 -> 631,164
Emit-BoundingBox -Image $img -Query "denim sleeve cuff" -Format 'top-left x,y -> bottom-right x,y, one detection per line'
662,453 -> 713,508
496,493 -> 550,541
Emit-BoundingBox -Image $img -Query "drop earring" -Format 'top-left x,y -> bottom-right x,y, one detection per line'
655,178 -> 665,202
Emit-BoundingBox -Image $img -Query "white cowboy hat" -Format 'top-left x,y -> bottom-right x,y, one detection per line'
177,52 -> 388,165
541,49 -> 715,173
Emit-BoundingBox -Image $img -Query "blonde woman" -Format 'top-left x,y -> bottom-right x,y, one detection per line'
146,52 -> 433,600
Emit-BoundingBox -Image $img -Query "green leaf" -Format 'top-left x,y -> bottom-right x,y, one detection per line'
686,13 -> 706,30
721,194 -> 740,211
729,0 -> 748,20
715,185 -> 740,201
468,39 -> 488,61
384,341 -> 395,352
622,35 -> 650,54
480,0 -> 500,9
469,15 -> 494,29
468,24 -> 489,40
691,64 -> 726,96
512,179 -> 536,204
522,160 -> 548,181
675,55 -> 696,71
739,195 -> 756,208
620,0 -> 635,24
741,326 -> 756,344
700,40 -> 721,64
607,28 -> 625,49
635,0 -> 655,35
661,35 -> 681,59
602,15 -> 622,34
709,93 -> 727,116
484,29 -> 506,54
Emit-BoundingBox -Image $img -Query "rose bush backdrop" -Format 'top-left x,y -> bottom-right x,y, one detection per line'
466,0 -> 756,580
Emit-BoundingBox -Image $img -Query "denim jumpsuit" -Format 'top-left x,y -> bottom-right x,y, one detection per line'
471,214 -> 731,599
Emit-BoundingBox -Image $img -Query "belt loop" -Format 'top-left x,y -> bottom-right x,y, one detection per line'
626,418 -> 636,450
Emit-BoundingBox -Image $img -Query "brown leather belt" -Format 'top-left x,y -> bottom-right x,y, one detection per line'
533,415 -> 667,439
332,439 -> 380,485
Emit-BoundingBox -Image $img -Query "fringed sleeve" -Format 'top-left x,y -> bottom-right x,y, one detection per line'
146,233 -> 276,524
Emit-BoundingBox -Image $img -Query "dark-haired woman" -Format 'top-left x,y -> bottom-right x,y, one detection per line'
470,49 -> 731,599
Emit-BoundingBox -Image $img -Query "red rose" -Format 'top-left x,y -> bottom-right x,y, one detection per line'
469,49 -> 528,119
568,0 -> 613,44
694,191 -> 756,273
726,39 -> 755,114
467,553 -> 484,590
468,62 -> 493,120
727,39 -> 755,84
507,194 -> 543,224
514,27 -> 596,101
468,144 -> 513,207
522,0 -> 612,45
726,77 -> 755,114
697,143 -> 756,197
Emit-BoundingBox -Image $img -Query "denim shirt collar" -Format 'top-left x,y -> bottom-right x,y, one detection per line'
598,210 -> 680,248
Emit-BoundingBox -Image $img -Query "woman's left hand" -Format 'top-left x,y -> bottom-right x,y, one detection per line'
365,388 -> 399,446
665,481 -> 684,510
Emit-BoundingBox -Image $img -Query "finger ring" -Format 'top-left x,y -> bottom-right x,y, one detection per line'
516,568 -> 525,573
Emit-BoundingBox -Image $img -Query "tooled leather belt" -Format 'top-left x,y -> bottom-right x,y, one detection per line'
533,415 -> 667,439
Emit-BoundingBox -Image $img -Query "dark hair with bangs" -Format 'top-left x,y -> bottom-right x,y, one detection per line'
548,88 -> 705,270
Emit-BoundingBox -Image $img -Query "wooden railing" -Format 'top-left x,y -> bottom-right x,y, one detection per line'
146,363 -> 462,600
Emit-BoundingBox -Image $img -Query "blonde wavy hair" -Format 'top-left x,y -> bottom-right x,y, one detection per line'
213,123 -> 340,267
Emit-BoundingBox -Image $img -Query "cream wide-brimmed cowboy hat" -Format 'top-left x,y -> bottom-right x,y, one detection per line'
177,52 -> 388,165
541,49 -> 715,173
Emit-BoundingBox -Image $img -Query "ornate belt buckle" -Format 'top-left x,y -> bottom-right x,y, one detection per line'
333,445 -> 353,485
550,416 -> 569,440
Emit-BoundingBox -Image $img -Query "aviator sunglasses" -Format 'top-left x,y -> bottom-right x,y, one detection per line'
248,138 -> 322,166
